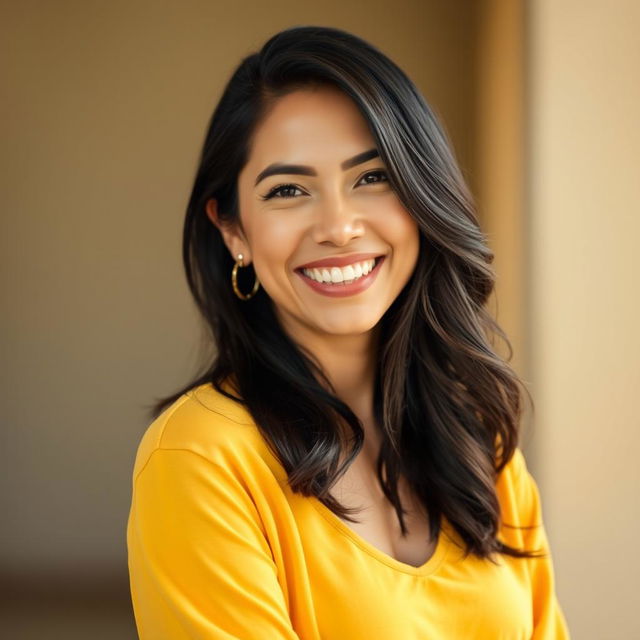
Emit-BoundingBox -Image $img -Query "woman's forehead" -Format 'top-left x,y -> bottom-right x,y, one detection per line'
243,88 -> 376,175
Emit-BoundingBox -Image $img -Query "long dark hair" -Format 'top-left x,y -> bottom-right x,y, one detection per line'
150,25 -> 541,562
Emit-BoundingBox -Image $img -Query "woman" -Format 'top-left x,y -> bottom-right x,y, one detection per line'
127,25 -> 570,639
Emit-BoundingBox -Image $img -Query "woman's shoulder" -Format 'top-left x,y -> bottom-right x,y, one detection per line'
131,381 -> 271,483
495,446 -> 547,542
497,446 -> 528,485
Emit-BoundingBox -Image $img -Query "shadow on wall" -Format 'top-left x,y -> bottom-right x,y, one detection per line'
1,572 -> 137,638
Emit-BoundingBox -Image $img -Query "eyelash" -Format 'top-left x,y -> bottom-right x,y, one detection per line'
260,170 -> 389,201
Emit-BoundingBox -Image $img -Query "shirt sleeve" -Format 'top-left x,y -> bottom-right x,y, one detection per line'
508,449 -> 571,639
127,447 -> 301,640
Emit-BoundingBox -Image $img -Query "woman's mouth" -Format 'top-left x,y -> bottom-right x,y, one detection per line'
295,256 -> 385,298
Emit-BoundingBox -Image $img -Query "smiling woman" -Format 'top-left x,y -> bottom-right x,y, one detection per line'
127,25 -> 570,640
208,85 -> 420,338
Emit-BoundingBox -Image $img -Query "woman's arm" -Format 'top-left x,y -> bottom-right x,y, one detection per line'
127,447 -> 302,639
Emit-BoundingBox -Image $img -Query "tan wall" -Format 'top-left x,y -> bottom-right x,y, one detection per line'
527,1 -> 640,637
0,0 -> 480,588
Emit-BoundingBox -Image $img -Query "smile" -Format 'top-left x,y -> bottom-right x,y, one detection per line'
301,258 -> 377,284
296,256 -> 385,298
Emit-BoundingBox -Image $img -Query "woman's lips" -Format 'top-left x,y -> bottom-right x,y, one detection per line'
295,256 -> 385,298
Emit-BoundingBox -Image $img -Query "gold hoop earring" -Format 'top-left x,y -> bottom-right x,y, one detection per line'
231,253 -> 260,300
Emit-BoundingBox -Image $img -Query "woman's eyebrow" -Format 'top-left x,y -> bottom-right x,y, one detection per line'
254,148 -> 380,187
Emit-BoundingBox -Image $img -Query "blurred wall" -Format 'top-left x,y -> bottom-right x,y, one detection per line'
475,0 -> 526,384
527,1 -> 640,638
1,0 -> 481,598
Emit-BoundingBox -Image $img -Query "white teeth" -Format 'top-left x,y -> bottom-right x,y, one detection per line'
302,258 -> 378,284
342,265 -> 355,281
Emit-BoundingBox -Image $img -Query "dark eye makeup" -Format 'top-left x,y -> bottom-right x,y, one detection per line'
260,169 -> 389,201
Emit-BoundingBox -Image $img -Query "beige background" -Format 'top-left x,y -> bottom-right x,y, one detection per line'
526,1 -> 640,637
1,0 -> 638,637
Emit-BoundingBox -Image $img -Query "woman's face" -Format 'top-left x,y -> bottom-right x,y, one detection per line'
208,85 -> 420,341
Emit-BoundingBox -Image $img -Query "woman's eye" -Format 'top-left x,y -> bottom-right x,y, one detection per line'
261,170 -> 388,201
358,170 -> 388,185
261,184 -> 304,200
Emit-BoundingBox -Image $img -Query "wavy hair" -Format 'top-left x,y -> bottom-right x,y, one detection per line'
151,25 -> 540,562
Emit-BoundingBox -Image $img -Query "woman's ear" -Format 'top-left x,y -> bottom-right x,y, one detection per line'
205,198 -> 252,264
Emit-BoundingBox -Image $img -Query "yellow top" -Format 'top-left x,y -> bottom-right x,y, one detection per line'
127,382 -> 570,639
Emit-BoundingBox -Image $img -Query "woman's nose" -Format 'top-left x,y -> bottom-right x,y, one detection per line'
310,193 -> 365,246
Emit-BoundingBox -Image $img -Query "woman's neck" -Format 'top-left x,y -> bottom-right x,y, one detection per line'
283,319 -> 381,421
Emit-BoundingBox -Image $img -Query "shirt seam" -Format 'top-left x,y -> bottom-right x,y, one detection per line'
136,390 -> 253,482
134,445 -> 227,485
188,385 -> 256,426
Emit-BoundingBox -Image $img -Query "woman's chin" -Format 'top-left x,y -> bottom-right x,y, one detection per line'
272,295 -> 384,338
307,315 -> 381,337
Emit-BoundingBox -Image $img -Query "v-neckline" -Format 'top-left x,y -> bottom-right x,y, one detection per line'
309,495 -> 453,576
